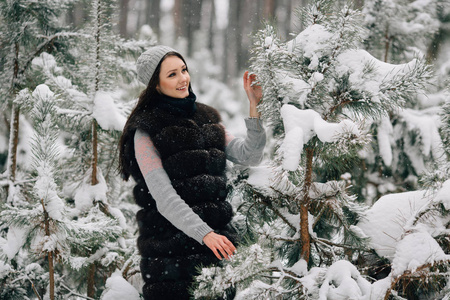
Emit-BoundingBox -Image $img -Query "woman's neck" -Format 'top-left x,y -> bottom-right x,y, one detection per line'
155,91 -> 197,117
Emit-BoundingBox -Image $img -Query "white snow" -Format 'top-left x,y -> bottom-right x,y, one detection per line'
247,165 -> 273,189
101,270 -> 140,300
435,179 -> 450,209
16,115 -> 34,171
0,260 -> 12,280
335,49 -> 418,99
287,24 -> 334,65
33,166 -> 65,221
109,207 -> 127,229
357,190 -> 429,260
377,116 -> 393,166
318,260 -> 371,300
92,91 -> 127,131
399,108 -> 444,159
391,231 -> 449,277
73,168 -> 108,212
32,52 -> 62,74
288,259 -> 308,276
278,73 -> 312,107
369,277 -> 392,300
280,104 -> 359,171
3,226 -> 28,260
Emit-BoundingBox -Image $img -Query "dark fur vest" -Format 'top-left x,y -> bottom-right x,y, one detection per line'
123,102 -> 237,300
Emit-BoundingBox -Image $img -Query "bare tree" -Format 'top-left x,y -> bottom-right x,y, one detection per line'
222,0 -> 244,84
119,0 -> 130,37
146,0 -> 161,38
264,0 -> 277,19
202,0 -> 216,54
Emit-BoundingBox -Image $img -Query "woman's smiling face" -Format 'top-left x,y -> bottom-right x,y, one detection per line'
157,55 -> 190,98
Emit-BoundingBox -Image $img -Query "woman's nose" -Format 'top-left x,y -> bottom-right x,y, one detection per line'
180,73 -> 188,82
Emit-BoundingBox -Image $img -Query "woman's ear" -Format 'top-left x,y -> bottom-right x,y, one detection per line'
156,85 -> 161,94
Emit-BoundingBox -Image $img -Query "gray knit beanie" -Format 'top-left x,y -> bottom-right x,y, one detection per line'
136,45 -> 177,85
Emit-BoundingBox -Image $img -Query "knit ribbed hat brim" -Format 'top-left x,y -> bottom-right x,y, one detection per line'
136,45 -> 177,85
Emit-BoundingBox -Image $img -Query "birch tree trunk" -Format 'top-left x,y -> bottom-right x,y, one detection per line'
5,42 -> 20,199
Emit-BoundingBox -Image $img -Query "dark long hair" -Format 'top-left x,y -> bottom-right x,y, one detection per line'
118,51 -> 192,180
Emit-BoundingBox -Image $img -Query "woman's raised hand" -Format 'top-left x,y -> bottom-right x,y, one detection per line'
243,71 -> 262,118
203,231 -> 236,260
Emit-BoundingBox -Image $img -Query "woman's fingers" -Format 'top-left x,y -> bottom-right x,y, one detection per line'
243,71 -> 263,104
243,71 -> 250,90
203,232 -> 236,260
211,248 -> 223,260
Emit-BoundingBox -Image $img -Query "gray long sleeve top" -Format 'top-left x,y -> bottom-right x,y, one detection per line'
134,118 -> 266,244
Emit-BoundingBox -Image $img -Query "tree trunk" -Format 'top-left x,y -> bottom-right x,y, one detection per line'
279,0 -> 292,39
6,106 -> 20,185
264,0 -> 277,19
119,0 -> 130,37
5,42 -> 20,199
205,0 -> 215,54
146,0 -> 161,38
300,146 -> 314,262
66,2 -> 86,28
426,29 -> 444,64
223,0 -> 242,84
91,120 -> 99,185
187,0 -> 203,57
48,251 -> 55,300
92,0 -> 101,187
87,263 -> 96,298
173,0 -> 183,38
42,200 -> 55,300
384,25 -> 390,63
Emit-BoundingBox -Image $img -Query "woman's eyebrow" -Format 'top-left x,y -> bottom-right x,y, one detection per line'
165,65 -> 186,75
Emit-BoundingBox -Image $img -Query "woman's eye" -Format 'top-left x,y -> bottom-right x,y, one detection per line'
169,73 -> 175,77
182,68 -> 188,73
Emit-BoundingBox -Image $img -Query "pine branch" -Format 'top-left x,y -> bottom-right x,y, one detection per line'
312,236 -> 369,252
384,259 -> 450,300
19,32 -> 80,77
251,188 -> 298,232
60,282 -> 96,300
27,277 -> 42,300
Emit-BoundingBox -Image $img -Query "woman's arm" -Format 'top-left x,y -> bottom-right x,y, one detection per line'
134,129 -> 235,259
225,71 -> 266,166
224,119 -> 266,166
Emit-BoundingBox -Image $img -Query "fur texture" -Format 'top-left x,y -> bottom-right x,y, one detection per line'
122,102 -> 236,299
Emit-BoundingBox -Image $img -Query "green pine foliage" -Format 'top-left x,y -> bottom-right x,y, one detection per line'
353,0 -> 447,203
363,0 -> 441,63
1,0 -> 152,298
0,0 -> 79,202
194,1 -> 435,298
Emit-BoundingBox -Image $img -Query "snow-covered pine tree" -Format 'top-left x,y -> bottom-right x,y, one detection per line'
363,0 -> 441,63
0,0 -> 151,297
356,93 -> 450,299
0,84 -> 124,299
27,0 -> 152,297
353,0 -> 447,203
194,1 -> 433,298
0,0 -> 77,203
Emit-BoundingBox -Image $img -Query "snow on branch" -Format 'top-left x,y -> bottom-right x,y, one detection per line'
280,104 -> 360,170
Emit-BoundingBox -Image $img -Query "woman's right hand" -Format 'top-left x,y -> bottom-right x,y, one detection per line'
203,231 -> 236,260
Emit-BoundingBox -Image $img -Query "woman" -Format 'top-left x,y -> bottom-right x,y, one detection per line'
119,45 -> 265,300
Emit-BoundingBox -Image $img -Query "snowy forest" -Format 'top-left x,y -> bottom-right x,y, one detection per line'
0,0 -> 449,299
